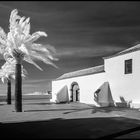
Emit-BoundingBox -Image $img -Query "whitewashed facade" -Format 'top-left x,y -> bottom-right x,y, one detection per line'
51,44 -> 140,108
51,69 -> 106,106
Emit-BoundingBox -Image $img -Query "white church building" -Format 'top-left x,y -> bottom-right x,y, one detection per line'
51,44 -> 140,108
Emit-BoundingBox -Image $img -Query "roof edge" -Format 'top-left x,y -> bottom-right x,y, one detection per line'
54,70 -> 105,81
103,45 -> 140,59
54,65 -> 105,81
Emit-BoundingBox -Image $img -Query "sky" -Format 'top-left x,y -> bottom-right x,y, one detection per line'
0,1 -> 140,94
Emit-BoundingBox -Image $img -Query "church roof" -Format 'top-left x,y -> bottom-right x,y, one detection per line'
103,44 -> 140,59
56,65 -> 104,80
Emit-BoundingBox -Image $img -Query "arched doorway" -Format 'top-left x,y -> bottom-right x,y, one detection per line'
70,82 -> 80,102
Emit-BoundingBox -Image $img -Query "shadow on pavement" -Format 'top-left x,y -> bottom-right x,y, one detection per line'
24,107 -> 93,112
91,106 -> 131,114
22,104 -> 135,115
63,106 -> 132,114
0,117 -> 140,139
23,102 -> 54,105
99,125 -> 140,139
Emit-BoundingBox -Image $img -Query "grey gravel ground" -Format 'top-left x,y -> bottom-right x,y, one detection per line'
0,100 -> 140,139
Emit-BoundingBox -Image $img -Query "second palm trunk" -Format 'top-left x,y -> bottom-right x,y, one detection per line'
7,79 -> 11,104
15,63 -> 22,112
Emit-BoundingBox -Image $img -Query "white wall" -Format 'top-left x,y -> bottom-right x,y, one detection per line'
104,50 -> 140,108
51,72 -> 106,105
51,50 -> 140,108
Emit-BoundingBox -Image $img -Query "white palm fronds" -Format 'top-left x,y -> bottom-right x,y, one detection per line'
0,9 -> 57,71
0,58 -> 27,83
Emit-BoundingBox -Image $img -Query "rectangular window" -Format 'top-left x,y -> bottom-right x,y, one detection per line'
125,59 -> 132,74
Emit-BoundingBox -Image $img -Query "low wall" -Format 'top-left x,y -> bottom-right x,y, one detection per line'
0,94 -> 52,102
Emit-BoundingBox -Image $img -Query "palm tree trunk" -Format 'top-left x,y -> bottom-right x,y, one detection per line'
7,79 -> 11,104
15,63 -> 22,112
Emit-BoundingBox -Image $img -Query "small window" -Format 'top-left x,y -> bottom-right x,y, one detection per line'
125,59 -> 132,74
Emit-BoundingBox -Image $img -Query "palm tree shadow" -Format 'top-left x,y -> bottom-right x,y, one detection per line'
23,102 -> 132,115
24,102 -> 94,113
63,106 -> 128,115
91,106 -> 129,114
63,107 -> 93,114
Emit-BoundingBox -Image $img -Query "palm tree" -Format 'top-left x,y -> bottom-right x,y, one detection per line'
0,9 -> 57,112
0,58 -> 27,105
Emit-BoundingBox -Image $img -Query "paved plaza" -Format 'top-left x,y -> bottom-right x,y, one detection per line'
0,100 -> 140,139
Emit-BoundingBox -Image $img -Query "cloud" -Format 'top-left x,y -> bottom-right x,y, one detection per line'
23,79 -> 50,84
55,45 -> 125,59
